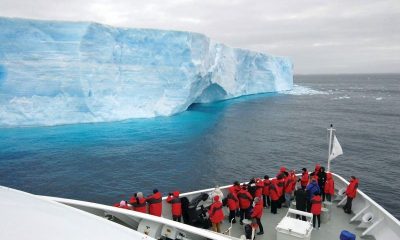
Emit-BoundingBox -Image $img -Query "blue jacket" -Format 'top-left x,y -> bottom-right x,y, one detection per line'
306,181 -> 320,200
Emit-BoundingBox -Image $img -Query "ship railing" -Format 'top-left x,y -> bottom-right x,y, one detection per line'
41,195 -> 237,240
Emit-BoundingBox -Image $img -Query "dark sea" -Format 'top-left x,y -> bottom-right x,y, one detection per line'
0,74 -> 399,220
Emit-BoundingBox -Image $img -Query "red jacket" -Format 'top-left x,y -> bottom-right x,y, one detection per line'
324,173 -> 335,195
285,176 -> 293,193
129,196 -> 137,205
133,197 -> 147,213
290,172 -> 297,191
301,171 -> 309,187
255,180 -> 264,197
227,187 -> 239,211
233,185 -> 241,209
208,201 -> 224,223
237,189 -> 253,209
276,178 -> 285,196
263,179 -> 271,196
311,195 -> 322,215
166,191 -> 182,217
269,180 -> 280,201
115,201 -> 131,210
314,164 -> 321,173
251,200 -> 263,219
346,178 -> 359,199
146,192 -> 162,216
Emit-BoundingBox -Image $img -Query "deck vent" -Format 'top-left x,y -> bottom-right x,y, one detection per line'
362,212 -> 374,223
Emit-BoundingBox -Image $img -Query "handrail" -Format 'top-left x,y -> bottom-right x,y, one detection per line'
41,196 -> 237,240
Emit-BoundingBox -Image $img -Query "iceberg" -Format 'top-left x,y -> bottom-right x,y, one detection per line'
0,17 -> 293,127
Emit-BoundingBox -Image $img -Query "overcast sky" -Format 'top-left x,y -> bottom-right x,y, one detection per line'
1,0 -> 399,74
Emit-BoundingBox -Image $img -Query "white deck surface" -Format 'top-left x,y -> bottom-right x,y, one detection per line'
220,202 -> 369,240
0,186 -> 155,240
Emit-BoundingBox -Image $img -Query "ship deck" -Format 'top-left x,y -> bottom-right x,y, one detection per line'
220,200 -> 370,240
30,172 -> 400,240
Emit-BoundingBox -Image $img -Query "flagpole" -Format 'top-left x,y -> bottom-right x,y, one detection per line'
327,124 -> 334,172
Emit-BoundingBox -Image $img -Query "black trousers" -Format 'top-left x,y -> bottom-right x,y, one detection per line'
256,217 -> 264,233
271,200 -> 278,214
263,194 -> 270,207
240,208 -> 251,221
278,194 -> 285,208
307,200 -> 312,212
326,194 -> 332,202
313,214 -> 321,228
229,210 -> 236,222
296,206 -> 306,221
344,197 -> 353,213
173,216 -> 181,222
320,186 -> 325,201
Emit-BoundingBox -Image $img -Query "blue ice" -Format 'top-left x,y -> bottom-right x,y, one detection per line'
0,17 -> 293,127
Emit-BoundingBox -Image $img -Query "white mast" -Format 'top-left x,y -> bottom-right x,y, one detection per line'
327,124 -> 335,172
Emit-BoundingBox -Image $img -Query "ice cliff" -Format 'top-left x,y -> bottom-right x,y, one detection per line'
0,17 -> 293,127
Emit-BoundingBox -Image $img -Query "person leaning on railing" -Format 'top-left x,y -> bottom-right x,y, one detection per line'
166,191 -> 182,222
343,176 -> 359,214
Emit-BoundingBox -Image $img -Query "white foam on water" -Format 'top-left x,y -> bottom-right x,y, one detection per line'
333,96 -> 351,100
280,84 -> 328,96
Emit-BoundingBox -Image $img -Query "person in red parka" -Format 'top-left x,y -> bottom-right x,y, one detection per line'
146,189 -> 162,217
251,197 -> 264,235
115,200 -> 130,209
233,181 -> 241,216
263,175 -> 271,208
344,176 -> 359,214
269,179 -> 280,214
299,168 -> 309,190
226,186 -> 239,223
324,172 -> 335,202
276,174 -> 285,208
166,191 -> 182,222
310,164 -> 321,181
208,195 -> 224,233
290,170 -> 297,192
284,172 -> 293,208
237,185 -> 253,224
130,192 -> 147,213
255,179 -> 264,198
278,166 -> 287,177
129,194 -> 137,206
311,192 -> 322,229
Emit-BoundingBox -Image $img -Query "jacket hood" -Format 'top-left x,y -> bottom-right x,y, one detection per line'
173,191 -> 180,197
153,191 -> 162,198
351,178 -> 359,185
315,163 -> 321,172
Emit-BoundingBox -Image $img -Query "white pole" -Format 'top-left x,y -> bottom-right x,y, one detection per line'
327,124 -> 334,172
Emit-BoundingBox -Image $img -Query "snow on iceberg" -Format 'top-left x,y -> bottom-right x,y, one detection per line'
0,17 -> 293,127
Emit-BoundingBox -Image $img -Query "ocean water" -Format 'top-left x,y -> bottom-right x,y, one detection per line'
0,74 -> 399,220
